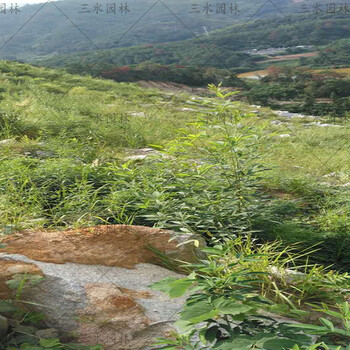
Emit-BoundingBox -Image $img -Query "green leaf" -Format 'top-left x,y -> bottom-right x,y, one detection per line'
286,323 -> 328,334
269,303 -> 290,314
320,318 -> 335,332
180,300 -> 219,324
28,275 -> 44,286
19,344 -> 43,350
149,277 -> 179,293
6,275 -> 23,290
204,326 -> 220,343
213,298 -> 252,316
214,337 -> 254,350
168,279 -> 194,298
289,309 -> 310,318
39,339 -> 61,348
151,277 -> 194,298
263,338 -> 301,350
0,300 -> 18,313
13,325 -> 38,334
173,319 -> 193,332
286,333 -> 313,343
12,334 -> 37,344
253,336 -> 280,348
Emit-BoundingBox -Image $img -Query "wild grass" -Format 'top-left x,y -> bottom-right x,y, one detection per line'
2,68 -> 350,348
226,236 -> 350,309
2,61 -> 350,271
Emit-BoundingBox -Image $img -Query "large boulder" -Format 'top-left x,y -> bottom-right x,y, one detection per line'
0,225 -> 204,268
0,225 -> 205,349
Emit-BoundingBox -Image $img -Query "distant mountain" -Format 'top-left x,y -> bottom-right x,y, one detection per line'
38,11 -> 350,73
0,0 -> 299,61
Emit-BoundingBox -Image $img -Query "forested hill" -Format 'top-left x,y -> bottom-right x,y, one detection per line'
1,0 -> 299,61
39,12 -> 350,73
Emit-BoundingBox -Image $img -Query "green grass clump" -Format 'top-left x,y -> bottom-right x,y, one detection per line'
2,62 -> 350,272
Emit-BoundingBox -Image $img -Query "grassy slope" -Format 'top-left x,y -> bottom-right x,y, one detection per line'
0,60 -> 192,148
1,61 -> 350,268
0,60 -> 208,229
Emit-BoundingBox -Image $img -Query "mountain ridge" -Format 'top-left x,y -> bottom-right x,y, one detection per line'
0,0 -> 299,61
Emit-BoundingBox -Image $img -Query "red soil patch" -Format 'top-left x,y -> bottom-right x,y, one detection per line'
0,225 -> 181,269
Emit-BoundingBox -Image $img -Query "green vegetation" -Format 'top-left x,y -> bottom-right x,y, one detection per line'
39,12 -> 350,72
33,10 -> 350,118
304,39 -> 350,68
100,63 -> 246,87
150,87 -> 350,349
1,61 -> 350,268
2,62 -> 350,348
244,66 -> 350,117
26,2 -> 350,119
152,239 -> 350,349
0,0 -> 298,62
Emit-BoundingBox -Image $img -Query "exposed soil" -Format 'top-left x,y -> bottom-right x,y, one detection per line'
137,80 -> 212,95
0,225 -> 181,269
261,51 -> 319,63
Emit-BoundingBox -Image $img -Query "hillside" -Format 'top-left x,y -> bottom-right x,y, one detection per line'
0,60 -> 350,266
0,0 -> 298,61
38,12 -> 350,73
2,60 -> 350,349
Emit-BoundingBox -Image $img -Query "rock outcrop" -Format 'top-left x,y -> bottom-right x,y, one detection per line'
0,225 -> 204,349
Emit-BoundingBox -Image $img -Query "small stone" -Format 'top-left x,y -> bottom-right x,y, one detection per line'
35,328 -> 59,339
125,154 -> 151,161
0,139 -> 14,145
181,108 -> 196,112
318,123 -> 343,128
323,172 -> 338,178
274,111 -> 306,119
129,112 -> 145,117
271,120 -> 282,125
124,148 -> 171,161
35,151 -> 54,158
